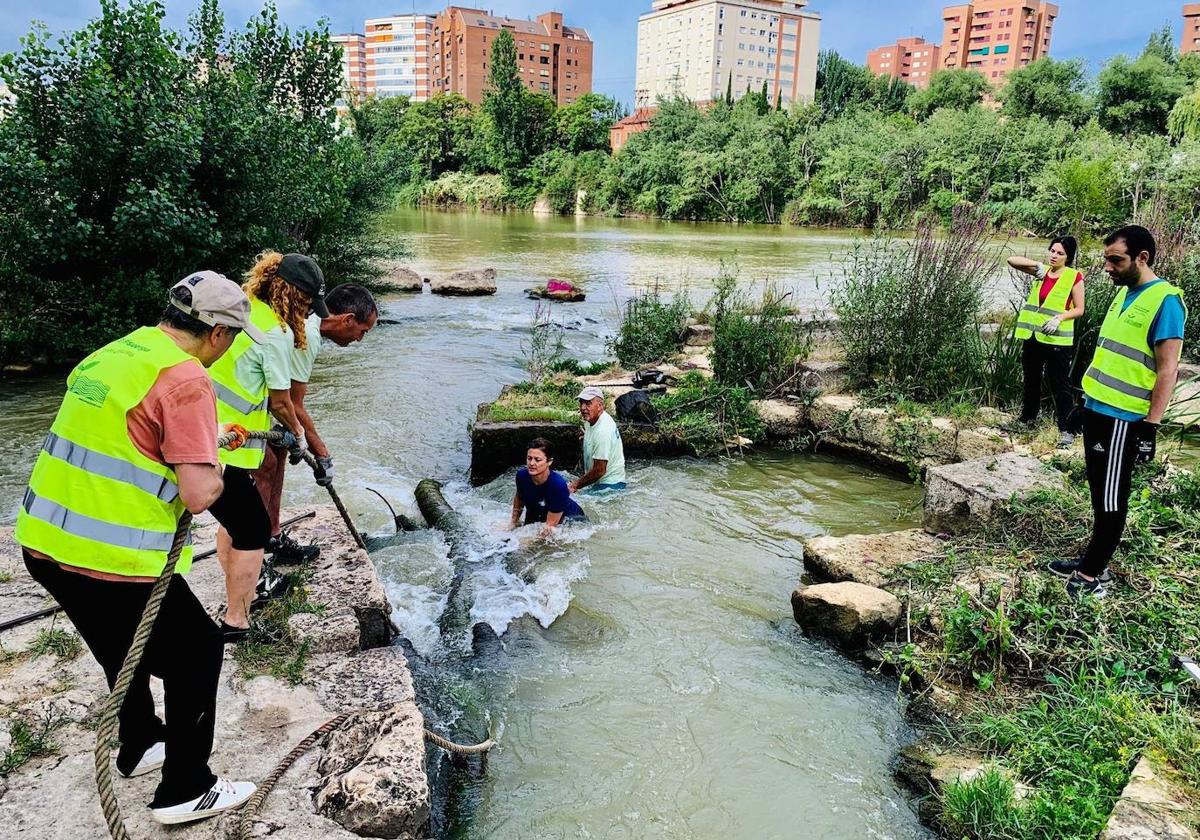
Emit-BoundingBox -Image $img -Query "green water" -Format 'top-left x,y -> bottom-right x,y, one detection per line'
0,209 -> 938,838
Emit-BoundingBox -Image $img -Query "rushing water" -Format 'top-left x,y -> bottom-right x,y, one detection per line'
0,210 -> 938,839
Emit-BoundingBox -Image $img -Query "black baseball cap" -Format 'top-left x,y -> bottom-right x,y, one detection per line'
277,253 -> 329,318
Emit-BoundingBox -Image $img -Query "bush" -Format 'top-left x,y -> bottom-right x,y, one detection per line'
652,372 -> 764,456
830,208 -> 1014,404
608,289 -> 691,368
0,0 -> 400,365
711,272 -> 810,394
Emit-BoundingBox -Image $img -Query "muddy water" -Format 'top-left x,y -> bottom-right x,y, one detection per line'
0,210 -> 937,839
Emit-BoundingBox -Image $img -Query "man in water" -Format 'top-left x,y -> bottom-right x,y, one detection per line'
1051,225 -> 1186,598
569,386 -> 627,493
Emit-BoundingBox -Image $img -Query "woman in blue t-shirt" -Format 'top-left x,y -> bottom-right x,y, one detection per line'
506,438 -> 586,537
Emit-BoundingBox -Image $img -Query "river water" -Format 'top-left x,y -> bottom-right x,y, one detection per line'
0,209 -> 933,839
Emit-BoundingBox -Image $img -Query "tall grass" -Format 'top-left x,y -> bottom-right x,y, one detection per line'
830,208 -> 1018,405
609,289 -> 691,368
711,271 -> 811,395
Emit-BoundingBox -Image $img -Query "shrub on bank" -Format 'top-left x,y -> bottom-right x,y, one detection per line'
0,0 -> 400,366
711,273 -> 811,395
652,372 -> 763,456
608,289 -> 691,368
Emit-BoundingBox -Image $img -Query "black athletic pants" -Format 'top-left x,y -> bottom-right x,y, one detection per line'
208,466 -> 271,551
1021,338 -> 1073,431
1080,409 -> 1141,578
24,553 -> 222,807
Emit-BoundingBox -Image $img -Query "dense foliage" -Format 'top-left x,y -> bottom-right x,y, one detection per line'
356,29 -> 1200,240
0,0 -> 399,365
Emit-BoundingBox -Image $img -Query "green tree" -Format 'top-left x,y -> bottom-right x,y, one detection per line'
1000,58 -> 1091,125
1096,54 -> 1188,136
1142,24 -> 1178,64
1168,85 -> 1200,141
482,28 -> 530,175
815,50 -> 876,118
908,69 -> 990,118
0,0 -> 398,365
726,72 -> 733,106
555,92 -> 622,154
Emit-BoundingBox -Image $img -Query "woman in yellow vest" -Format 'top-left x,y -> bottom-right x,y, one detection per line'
206,252 -> 329,640
1007,236 -> 1085,447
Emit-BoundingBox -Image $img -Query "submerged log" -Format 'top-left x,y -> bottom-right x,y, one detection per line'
415,479 -> 483,645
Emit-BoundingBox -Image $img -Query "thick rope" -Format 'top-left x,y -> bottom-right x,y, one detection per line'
95,428 -> 494,840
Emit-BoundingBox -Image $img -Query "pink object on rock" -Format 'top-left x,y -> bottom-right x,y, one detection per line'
546,279 -> 574,293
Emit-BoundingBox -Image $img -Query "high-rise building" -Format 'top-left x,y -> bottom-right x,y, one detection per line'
332,33 -> 367,113
431,8 -> 593,106
634,0 -> 821,109
940,2 -> 1057,86
867,37 -> 942,89
1184,4 -> 1200,55
365,14 -> 435,101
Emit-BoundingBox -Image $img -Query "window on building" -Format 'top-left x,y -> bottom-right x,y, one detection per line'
541,55 -> 550,64
540,82 -> 549,90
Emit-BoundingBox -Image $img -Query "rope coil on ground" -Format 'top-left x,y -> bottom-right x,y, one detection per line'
95,428 -> 496,839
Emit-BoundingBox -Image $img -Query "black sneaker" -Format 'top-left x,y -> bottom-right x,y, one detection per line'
219,621 -> 249,645
250,564 -> 292,612
267,532 -> 319,566
1066,572 -> 1108,600
1047,558 -> 1113,583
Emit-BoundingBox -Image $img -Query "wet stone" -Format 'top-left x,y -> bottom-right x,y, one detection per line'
791,581 -> 901,652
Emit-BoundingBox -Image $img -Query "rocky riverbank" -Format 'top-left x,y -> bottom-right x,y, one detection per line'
0,507 -> 430,839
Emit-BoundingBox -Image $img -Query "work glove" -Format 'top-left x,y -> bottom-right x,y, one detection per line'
1134,420 -> 1159,465
221,423 -> 249,451
314,456 -> 334,487
1040,315 -> 1063,336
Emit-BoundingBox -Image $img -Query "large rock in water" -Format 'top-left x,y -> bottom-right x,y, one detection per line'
431,268 -> 497,296
791,582 -> 900,651
1101,755 -> 1199,840
923,452 -> 1062,536
803,529 -> 943,588
381,264 -> 424,293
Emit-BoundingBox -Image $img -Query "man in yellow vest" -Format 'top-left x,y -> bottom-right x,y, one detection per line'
1051,226 -> 1187,598
16,272 -> 265,824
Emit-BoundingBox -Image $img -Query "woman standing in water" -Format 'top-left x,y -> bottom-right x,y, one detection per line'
507,438 -> 586,538
1009,236 -> 1085,447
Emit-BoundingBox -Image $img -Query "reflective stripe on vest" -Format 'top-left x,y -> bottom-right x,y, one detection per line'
1082,282 -> 1186,416
42,431 -> 179,503
15,326 -> 199,577
1013,268 -> 1078,346
23,488 -> 189,553
208,297 -> 282,469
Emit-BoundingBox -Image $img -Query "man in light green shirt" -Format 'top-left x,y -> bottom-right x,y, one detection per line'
569,386 -> 627,492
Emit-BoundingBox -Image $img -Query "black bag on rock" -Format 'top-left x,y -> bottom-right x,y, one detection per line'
616,389 -> 658,426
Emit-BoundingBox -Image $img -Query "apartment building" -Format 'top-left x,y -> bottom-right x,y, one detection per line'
866,37 -> 942,89
1184,4 -> 1200,55
365,14 -> 435,101
941,1 -> 1057,84
431,8 -> 593,105
634,0 -> 821,109
331,33 -> 367,112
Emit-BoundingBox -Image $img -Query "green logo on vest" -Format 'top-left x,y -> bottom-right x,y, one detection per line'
69,375 -> 110,407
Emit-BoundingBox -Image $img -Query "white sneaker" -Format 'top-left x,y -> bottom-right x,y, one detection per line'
117,741 -> 165,778
151,777 -> 257,825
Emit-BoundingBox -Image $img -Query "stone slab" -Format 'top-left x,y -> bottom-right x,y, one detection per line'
1101,755 -> 1199,840
923,453 -> 1062,536
791,581 -> 900,651
803,529 -> 943,588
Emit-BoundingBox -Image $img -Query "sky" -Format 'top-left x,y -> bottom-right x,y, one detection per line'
0,0 -> 1190,106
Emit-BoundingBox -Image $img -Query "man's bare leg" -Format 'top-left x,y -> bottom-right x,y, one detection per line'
216,526 -> 264,629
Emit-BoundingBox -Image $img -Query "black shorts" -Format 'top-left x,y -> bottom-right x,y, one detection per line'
208,467 -> 271,551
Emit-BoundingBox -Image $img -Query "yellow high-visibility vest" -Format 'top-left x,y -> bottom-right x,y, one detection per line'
207,297 -> 281,469
1014,267 -> 1079,347
1083,281 -> 1186,417
16,327 -> 200,576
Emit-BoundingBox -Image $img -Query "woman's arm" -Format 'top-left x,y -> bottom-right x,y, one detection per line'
539,510 -> 564,538
506,492 -> 523,530
1062,280 -> 1085,322
1007,256 -> 1042,276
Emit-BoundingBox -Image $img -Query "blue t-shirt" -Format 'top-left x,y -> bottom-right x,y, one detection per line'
1086,279 -> 1187,422
515,468 -> 585,525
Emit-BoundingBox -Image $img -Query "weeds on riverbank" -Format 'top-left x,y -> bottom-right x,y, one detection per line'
609,289 -> 691,368
0,709 -> 67,776
884,460 -> 1200,839
233,570 -> 324,686
484,381 -> 580,424
711,272 -> 810,395
27,627 -> 82,661
653,372 -> 763,456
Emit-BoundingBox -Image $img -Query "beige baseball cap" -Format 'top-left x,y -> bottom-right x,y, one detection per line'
576,386 -> 605,402
168,271 -> 267,344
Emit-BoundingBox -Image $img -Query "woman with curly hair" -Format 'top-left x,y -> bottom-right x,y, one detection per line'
206,251 -> 329,640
